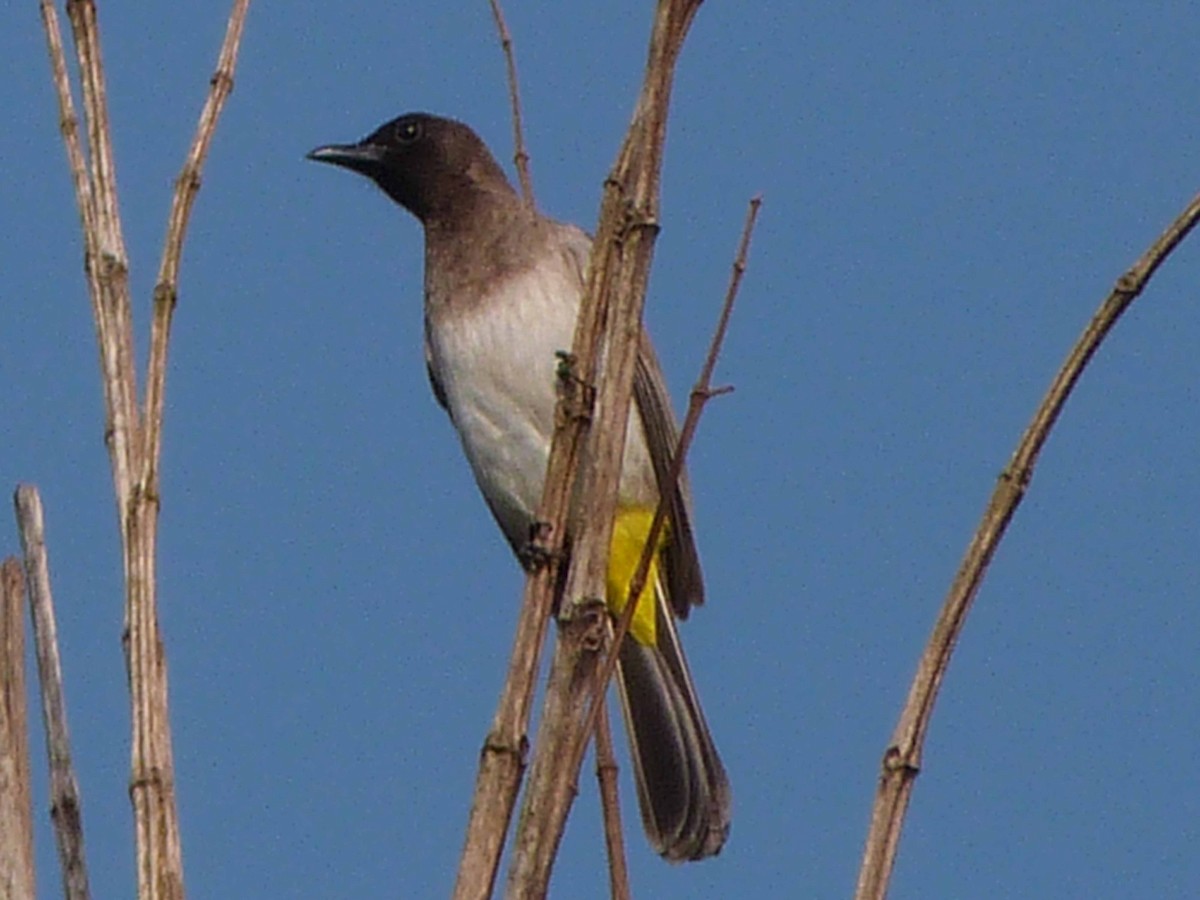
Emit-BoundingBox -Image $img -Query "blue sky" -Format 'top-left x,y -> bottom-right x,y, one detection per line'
3,3 -> 1199,898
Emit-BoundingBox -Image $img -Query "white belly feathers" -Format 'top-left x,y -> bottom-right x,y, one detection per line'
427,262 -> 653,548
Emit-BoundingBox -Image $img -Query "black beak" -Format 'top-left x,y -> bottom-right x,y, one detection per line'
306,142 -> 385,176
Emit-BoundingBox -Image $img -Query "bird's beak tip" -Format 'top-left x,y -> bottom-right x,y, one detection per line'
306,145 -> 342,164
306,143 -> 384,169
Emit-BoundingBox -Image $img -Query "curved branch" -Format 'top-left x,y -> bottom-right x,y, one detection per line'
854,188 -> 1200,900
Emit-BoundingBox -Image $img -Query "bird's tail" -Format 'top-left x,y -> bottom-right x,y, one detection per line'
615,603 -> 731,861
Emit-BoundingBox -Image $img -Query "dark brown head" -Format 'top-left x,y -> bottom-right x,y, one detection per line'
307,113 -> 515,226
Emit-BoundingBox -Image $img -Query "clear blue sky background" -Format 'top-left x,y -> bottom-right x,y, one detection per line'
2,3 -> 1198,898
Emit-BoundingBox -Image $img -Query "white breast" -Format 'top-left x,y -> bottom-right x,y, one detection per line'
427,262 -> 654,549
429,263 -> 578,545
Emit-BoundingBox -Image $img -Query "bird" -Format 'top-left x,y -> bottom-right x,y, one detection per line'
307,112 -> 730,861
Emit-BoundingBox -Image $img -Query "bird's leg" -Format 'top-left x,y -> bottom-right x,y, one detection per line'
554,350 -> 595,427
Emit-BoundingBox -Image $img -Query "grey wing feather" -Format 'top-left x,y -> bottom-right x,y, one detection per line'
424,334 -> 450,415
633,334 -> 705,616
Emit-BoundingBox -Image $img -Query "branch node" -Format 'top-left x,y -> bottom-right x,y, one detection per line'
482,731 -> 529,766
882,746 -> 919,777
1114,270 -> 1141,298
560,598 -> 608,651
153,283 -> 178,313
699,384 -> 735,401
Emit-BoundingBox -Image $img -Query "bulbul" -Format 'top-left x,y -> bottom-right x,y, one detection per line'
308,112 -> 730,861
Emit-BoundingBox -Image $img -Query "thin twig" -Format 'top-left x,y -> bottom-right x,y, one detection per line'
66,0 -> 140,489
144,0 -> 250,501
578,195 -> 760,763
594,699 -> 630,900
487,0 -> 535,208
505,2 -> 705,895
0,557 -> 35,900
853,188 -> 1200,900
39,0 -> 132,511
15,486 -> 92,900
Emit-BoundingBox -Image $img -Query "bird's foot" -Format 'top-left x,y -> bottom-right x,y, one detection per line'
518,521 -> 561,573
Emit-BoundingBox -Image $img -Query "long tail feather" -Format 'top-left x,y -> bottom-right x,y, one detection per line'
615,597 -> 731,861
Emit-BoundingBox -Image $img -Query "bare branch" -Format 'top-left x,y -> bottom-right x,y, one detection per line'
144,0 -> 251,500
594,699 -> 630,900
853,189 -> 1200,900
38,0 -> 132,511
487,0 -> 535,208
127,7 -> 253,899
66,0 -> 140,492
15,487 -> 92,900
0,557 -> 35,900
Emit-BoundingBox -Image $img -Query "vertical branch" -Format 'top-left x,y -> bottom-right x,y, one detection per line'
0,558 -> 35,900
505,1 -> 704,894
853,190 -> 1200,900
487,0 -> 535,208
126,7 -> 253,900
15,487 -> 92,900
593,699 -> 630,900
65,0 -> 140,496
38,0 -> 131,514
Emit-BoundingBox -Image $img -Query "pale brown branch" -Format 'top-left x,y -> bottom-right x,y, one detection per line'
15,487 -> 92,900
505,1 -> 704,894
577,194 -> 761,764
145,0 -> 251,490
126,7 -> 253,899
0,558 -> 35,900
594,698 -> 630,900
38,0 -> 133,511
65,0 -> 125,262
853,188 -> 1200,900
487,0 -> 535,208
66,0 -> 140,491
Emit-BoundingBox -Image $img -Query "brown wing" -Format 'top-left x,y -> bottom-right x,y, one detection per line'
424,332 -> 450,415
633,331 -> 705,617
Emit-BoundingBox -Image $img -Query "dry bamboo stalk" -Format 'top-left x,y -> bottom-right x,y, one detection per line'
15,486 -> 91,900
594,699 -> 630,900
853,190 -> 1200,899
0,557 -> 36,900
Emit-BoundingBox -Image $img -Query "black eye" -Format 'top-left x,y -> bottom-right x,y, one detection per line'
395,119 -> 422,144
